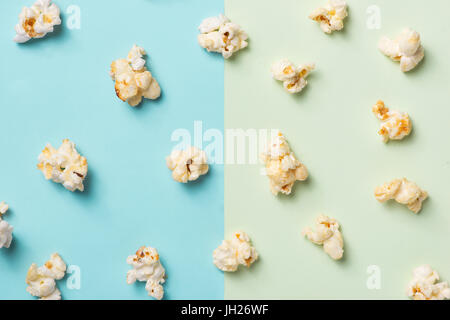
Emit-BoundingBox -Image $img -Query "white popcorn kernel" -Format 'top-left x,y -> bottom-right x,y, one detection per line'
271,60 -> 315,94
126,246 -> 166,300
260,132 -> 308,196
372,100 -> 412,143
110,45 -> 161,107
37,139 -> 88,192
13,0 -> 61,43
198,14 -> 248,59
378,28 -> 425,72
374,178 -> 428,214
166,146 -> 209,183
213,231 -> 258,272
0,202 -> 13,249
309,0 -> 348,34
407,265 -> 450,300
26,253 -> 66,300
302,214 -> 344,260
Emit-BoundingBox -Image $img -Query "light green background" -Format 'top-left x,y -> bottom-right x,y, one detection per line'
225,0 -> 450,299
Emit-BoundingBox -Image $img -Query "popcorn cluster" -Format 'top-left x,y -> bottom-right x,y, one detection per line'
0,202 -> 13,249
126,246 -> 166,300
213,231 -> 258,272
198,14 -> 248,59
302,215 -> 344,260
378,28 -> 425,72
309,0 -> 348,34
37,139 -> 88,192
372,100 -> 412,143
374,178 -> 428,214
13,0 -> 61,43
271,60 -> 315,94
110,45 -> 161,107
166,146 -> 209,183
25,253 -> 66,300
260,132 -> 308,195
407,265 -> 450,300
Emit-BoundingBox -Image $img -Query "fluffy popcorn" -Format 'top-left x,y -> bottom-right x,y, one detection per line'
0,202 -> 13,249
126,246 -> 166,300
372,100 -> 412,143
374,178 -> 428,214
166,146 -> 209,183
302,214 -> 344,260
260,132 -> 308,195
407,265 -> 450,300
213,231 -> 258,272
110,45 -> 161,107
26,253 -> 66,300
13,0 -> 61,43
37,139 -> 88,192
309,0 -> 348,34
271,60 -> 315,94
198,14 -> 248,59
379,28 -> 425,72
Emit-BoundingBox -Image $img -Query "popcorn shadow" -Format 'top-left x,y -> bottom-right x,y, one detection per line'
132,89 -> 165,113
131,278 -> 171,301
0,234 -> 20,264
276,176 -> 312,204
290,71 -> 319,103
384,124 -> 416,147
225,255 -> 263,279
404,53 -> 427,76
15,22 -> 67,48
180,165 -> 212,190
78,169 -> 94,198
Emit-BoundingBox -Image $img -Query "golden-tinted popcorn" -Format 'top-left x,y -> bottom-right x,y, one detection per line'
110,45 -> 161,107
37,139 -> 88,192
166,146 -> 209,183
379,28 -> 425,72
309,0 -> 348,34
271,60 -> 315,94
372,100 -> 412,142
0,202 -> 13,249
126,246 -> 166,300
374,178 -> 428,214
26,253 -> 66,300
13,0 -> 61,43
302,214 -> 344,260
260,132 -> 308,195
407,265 -> 450,300
213,231 -> 258,272
198,14 -> 248,59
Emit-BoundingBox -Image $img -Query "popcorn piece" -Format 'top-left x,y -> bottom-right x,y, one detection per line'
0,202 -> 13,249
302,214 -> 344,260
309,0 -> 348,34
374,178 -> 428,214
110,45 -> 161,107
26,253 -> 66,300
407,265 -> 450,300
271,60 -> 315,94
37,139 -> 88,192
13,0 -> 61,43
372,100 -> 412,142
378,28 -> 425,72
213,231 -> 258,272
260,132 -> 308,195
166,146 -> 209,183
198,14 -> 248,59
126,246 -> 166,300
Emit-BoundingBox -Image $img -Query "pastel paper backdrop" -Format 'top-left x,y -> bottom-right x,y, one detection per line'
0,0 -> 224,299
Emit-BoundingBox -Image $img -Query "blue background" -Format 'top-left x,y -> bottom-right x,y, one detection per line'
0,0 -> 224,299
